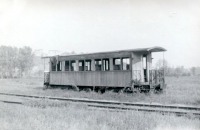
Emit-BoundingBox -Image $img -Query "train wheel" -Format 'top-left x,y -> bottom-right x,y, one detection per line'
154,89 -> 158,94
83,88 -> 91,92
138,86 -> 143,93
132,88 -> 138,93
72,85 -> 79,91
100,87 -> 106,94
154,88 -> 161,94
123,87 -> 133,93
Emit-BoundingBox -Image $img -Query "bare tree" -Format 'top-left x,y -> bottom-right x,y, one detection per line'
0,46 -> 19,78
155,59 -> 168,69
18,46 -> 34,77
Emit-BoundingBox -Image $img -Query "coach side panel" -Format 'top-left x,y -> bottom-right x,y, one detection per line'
50,71 -> 131,87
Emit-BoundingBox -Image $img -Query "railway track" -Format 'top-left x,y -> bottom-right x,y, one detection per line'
0,92 -> 200,118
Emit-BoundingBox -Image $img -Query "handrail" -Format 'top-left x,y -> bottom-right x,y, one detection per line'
149,70 -> 165,85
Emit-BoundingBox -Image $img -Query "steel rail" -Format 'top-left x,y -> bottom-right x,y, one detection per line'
0,92 -> 200,117
0,100 -> 22,105
0,92 -> 200,111
88,105 -> 200,118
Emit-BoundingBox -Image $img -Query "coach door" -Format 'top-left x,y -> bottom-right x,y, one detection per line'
143,54 -> 148,82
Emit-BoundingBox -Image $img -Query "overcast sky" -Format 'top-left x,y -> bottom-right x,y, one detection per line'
0,0 -> 200,68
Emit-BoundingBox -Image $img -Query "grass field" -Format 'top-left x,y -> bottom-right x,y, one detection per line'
0,76 -> 199,106
0,76 -> 200,130
0,101 -> 199,130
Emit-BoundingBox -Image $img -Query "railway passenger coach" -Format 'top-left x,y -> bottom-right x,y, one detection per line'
42,47 -> 167,93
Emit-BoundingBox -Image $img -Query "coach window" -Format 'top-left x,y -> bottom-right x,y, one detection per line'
113,58 -> 121,70
52,62 -> 56,71
95,59 -> 102,71
122,58 -> 130,70
65,61 -> 70,71
85,60 -> 91,71
51,57 -> 56,71
103,59 -> 109,71
57,61 -> 62,71
79,60 -> 84,71
70,60 -> 75,71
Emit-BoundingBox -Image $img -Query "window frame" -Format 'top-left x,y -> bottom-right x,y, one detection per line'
78,60 -> 85,71
113,58 -> 121,70
122,57 -> 130,70
65,61 -> 70,71
70,60 -> 76,71
95,59 -> 102,71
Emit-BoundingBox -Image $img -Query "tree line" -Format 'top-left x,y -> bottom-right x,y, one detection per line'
155,59 -> 200,77
0,46 -> 34,78
0,45 -> 199,78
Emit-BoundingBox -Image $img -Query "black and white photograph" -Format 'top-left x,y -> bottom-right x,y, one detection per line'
0,0 -> 200,130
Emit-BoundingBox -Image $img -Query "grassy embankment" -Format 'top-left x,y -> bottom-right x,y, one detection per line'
0,76 -> 200,130
0,76 -> 199,106
0,101 -> 199,130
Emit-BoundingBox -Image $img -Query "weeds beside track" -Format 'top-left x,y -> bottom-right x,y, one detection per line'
0,92 -> 199,119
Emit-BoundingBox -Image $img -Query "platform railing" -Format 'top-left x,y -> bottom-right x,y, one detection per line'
149,69 -> 165,86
